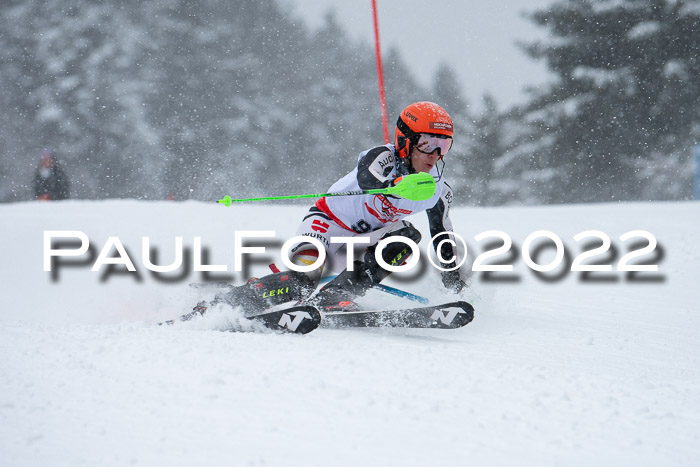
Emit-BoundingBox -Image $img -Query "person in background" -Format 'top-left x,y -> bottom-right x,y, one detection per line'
33,148 -> 70,200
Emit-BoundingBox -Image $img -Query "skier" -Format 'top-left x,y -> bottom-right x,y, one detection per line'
219,101 -> 466,312
33,148 -> 70,200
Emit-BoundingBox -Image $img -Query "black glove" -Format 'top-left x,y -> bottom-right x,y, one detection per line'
441,270 -> 467,293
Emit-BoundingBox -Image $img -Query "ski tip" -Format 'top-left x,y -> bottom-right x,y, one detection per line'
453,300 -> 475,326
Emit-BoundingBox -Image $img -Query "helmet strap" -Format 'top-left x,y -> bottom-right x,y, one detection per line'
396,116 -> 421,172
435,157 -> 445,182
394,143 -> 412,175
396,117 -> 419,148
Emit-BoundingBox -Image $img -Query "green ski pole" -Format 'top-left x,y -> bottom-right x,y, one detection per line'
217,172 -> 436,206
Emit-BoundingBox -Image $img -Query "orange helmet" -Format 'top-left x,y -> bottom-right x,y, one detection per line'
395,101 -> 454,160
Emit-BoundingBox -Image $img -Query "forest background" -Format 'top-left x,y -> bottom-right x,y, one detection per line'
1,0 -> 698,205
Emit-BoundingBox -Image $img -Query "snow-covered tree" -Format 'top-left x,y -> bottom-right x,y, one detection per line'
518,0 -> 700,202
0,1 -> 425,202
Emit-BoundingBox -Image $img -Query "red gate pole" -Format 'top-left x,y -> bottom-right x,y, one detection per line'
371,0 -> 390,144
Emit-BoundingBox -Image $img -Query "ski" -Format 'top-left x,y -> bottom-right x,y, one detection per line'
160,291 -> 472,333
248,305 -> 322,334
159,302 -> 322,335
320,301 -> 474,329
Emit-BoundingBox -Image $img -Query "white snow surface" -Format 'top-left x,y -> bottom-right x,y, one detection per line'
1,199 -> 699,466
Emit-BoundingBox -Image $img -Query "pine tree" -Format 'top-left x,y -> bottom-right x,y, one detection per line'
519,0 -> 700,202
467,95 -> 502,205
0,0 -> 435,201
429,64 -> 474,204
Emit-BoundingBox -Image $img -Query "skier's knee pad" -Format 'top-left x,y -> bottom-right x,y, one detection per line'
365,221 -> 422,279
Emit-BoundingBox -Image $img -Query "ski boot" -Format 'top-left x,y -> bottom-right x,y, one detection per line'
214,270 -> 316,314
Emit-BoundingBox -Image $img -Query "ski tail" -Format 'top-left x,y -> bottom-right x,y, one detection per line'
159,302 -> 208,325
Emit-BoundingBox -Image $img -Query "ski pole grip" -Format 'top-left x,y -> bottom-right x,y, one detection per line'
218,195 -> 233,207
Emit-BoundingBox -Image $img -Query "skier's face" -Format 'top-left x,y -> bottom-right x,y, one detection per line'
410,146 -> 441,173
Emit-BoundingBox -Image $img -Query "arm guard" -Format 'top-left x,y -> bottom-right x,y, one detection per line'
426,182 -> 457,269
356,146 -> 396,190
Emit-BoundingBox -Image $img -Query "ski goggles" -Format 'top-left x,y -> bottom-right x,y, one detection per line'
414,134 -> 453,157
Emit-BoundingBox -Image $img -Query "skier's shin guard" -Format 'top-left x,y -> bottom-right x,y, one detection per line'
365,222 -> 422,284
313,222 -> 422,305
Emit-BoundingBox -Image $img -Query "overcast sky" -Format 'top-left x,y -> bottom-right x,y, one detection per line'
284,0 -> 556,110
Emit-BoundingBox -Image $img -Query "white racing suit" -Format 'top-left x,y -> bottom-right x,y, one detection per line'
288,144 -> 460,304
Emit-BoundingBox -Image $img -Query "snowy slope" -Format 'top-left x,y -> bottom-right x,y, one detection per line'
1,200 -> 699,467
